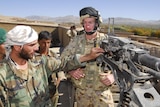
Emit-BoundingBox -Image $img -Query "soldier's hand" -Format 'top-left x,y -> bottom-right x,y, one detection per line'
89,47 -> 104,59
100,73 -> 115,86
69,68 -> 85,79
79,47 -> 104,62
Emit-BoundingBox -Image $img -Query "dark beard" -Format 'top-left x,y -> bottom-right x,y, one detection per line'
0,53 -> 6,60
19,49 -> 32,60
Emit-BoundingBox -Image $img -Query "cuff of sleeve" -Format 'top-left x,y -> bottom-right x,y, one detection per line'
75,54 -> 86,67
58,71 -> 67,80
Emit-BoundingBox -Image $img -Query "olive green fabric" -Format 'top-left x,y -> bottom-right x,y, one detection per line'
0,55 -> 60,107
0,28 -> 6,44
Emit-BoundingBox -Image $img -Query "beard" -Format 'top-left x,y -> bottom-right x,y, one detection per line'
19,48 -> 34,60
0,53 -> 6,60
0,46 -> 6,59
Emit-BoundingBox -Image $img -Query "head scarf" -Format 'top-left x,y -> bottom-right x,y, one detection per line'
0,28 -> 6,44
5,25 -> 38,47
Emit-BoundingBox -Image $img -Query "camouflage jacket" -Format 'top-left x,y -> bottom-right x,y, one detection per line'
48,48 -> 59,58
60,32 -> 111,90
66,29 -> 77,39
0,55 -> 60,107
36,48 -> 59,59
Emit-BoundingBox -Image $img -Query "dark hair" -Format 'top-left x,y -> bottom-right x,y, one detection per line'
38,31 -> 52,41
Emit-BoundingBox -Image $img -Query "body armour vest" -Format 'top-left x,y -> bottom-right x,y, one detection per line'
68,32 -> 110,90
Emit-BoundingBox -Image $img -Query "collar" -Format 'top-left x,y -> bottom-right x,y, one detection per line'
8,57 -> 29,80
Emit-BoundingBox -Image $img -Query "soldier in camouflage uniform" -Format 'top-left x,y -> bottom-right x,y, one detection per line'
0,25 -> 61,107
66,25 -> 77,41
60,7 -> 115,107
0,28 -> 7,106
37,31 -> 59,58
36,30 -> 66,106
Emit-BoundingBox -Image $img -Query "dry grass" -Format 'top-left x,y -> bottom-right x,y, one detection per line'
0,15 -> 57,25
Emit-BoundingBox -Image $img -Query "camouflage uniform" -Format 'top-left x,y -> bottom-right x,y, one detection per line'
48,48 -> 59,58
0,55 -> 60,107
36,48 -> 67,107
61,32 -> 114,107
66,28 -> 77,41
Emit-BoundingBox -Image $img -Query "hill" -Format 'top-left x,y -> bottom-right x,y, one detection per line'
0,15 -> 160,29
25,15 -> 160,29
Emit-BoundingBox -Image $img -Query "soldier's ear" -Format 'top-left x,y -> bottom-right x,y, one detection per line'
13,45 -> 23,52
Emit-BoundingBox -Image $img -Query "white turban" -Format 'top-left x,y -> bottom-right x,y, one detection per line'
5,25 -> 38,46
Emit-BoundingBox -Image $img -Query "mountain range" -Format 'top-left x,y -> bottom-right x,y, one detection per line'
25,15 -> 160,29
0,15 -> 160,29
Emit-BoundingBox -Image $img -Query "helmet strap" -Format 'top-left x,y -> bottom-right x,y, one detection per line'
84,24 -> 98,35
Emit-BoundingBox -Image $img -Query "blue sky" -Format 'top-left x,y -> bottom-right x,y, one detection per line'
0,0 -> 159,21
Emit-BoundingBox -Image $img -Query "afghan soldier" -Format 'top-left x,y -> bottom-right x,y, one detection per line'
36,30 -> 66,106
0,28 -> 7,107
61,7 -> 115,107
0,25 -> 61,107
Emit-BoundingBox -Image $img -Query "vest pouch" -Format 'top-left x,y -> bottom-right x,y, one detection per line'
89,62 -> 109,90
70,62 -> 97,90
84,62 -> 109,90
83,62 -> 99,89
70,62 -> 109,90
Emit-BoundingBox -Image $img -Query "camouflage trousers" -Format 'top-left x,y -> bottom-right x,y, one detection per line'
74,88 -> 114,107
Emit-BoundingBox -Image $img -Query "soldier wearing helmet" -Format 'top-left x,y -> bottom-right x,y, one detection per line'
80,7 -> 103,35
60,7 -> 115,107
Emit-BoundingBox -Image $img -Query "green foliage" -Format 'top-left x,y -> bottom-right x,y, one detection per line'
92,24 -> 160,38
111,25 -> 160,37
151,30 -> 160,38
